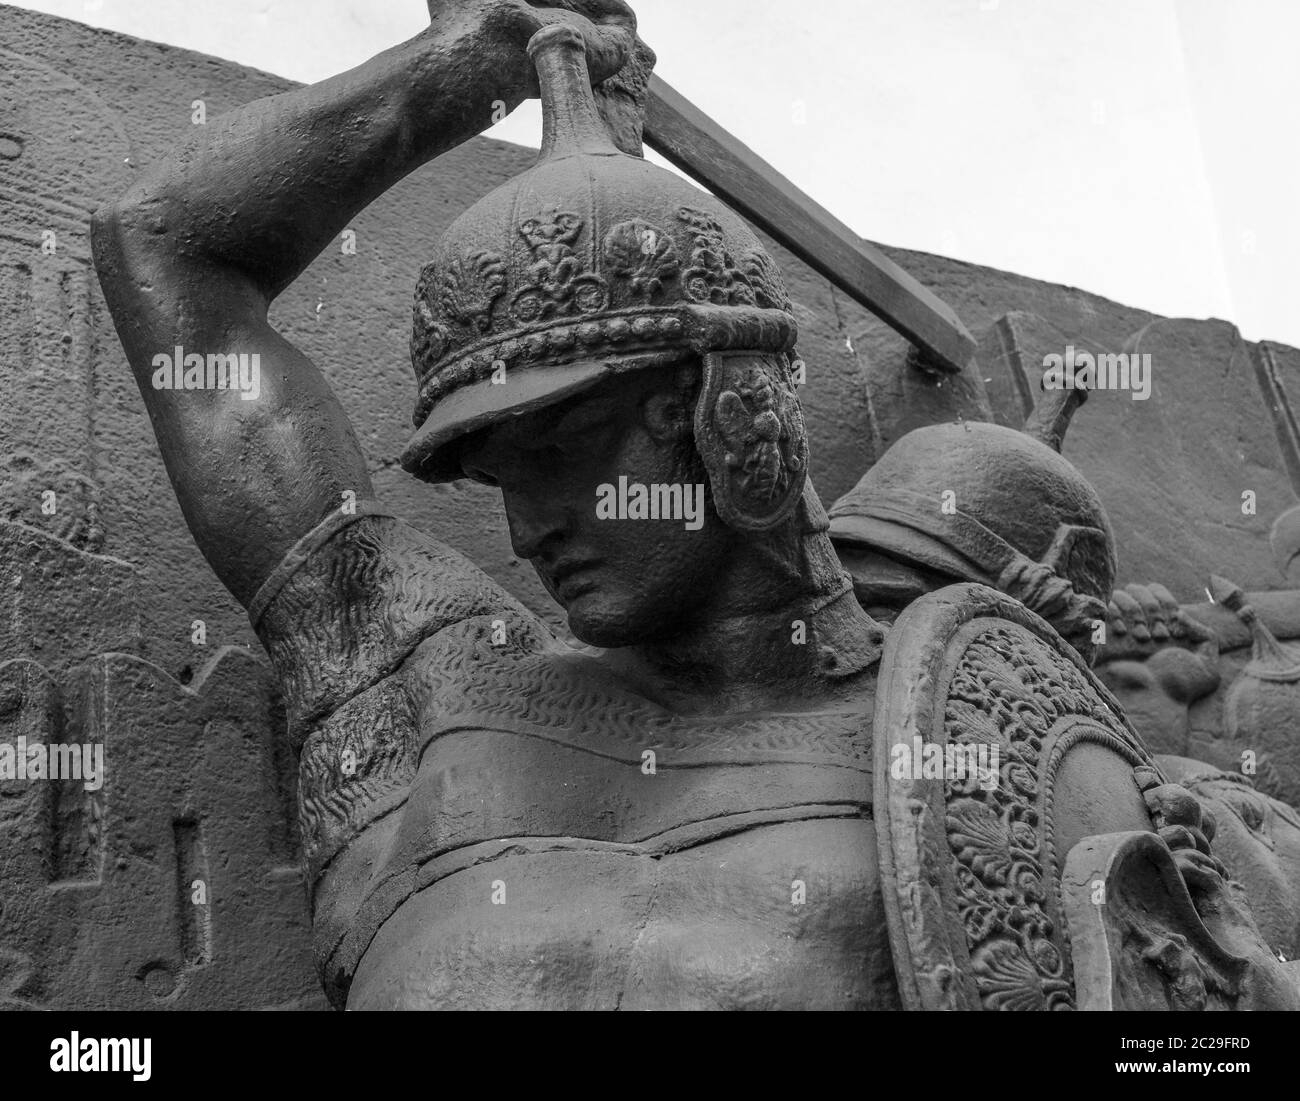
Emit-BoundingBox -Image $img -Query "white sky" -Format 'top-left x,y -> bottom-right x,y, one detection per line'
17,0 -> 1299,347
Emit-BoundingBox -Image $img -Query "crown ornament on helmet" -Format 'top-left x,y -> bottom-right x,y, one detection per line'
400,23 -> 808,530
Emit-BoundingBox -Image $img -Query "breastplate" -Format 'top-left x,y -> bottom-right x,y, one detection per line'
303,620 -> 878,1005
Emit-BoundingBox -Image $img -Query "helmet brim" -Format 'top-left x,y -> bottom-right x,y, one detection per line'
399,350 -> 687,484
829,514 -> 987,586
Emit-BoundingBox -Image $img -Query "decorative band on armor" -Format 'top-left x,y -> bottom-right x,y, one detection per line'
247,500 -> 402,628
411,304 -> 796,427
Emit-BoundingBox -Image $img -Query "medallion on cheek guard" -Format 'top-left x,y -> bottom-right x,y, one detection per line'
694,351 -> 809,532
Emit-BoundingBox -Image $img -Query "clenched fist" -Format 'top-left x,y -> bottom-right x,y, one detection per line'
427,0 -> 638,95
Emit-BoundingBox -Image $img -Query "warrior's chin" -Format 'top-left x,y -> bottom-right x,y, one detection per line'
566,613 -> 631,649
564,596 -> 645,649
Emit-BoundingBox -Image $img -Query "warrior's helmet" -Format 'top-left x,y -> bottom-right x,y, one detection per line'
401,25 -> 809,532
829,390 -> 1117,660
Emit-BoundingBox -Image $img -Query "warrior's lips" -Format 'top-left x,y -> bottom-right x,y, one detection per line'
548,560 -> 601,597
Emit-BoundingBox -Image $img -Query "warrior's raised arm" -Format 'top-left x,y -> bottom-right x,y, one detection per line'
90,0 -> 633,607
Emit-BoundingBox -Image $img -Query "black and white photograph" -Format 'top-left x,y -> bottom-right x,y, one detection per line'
1,0 -> 1297,1071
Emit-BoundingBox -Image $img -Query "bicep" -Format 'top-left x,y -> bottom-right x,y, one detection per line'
94,218 -> 373,606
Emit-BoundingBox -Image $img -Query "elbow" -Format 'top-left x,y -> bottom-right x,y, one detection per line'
90,191 -> 180,314
89,200 -> 126,270
89,198 -> 153,320
89,193 -> 152,276
90,184 -> 173,271
89,194 -> 180,362
89,200 -> 138,319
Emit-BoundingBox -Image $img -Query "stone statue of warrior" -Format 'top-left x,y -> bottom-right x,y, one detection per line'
93,0 -> 894,1010
92,1 -> 1298,1010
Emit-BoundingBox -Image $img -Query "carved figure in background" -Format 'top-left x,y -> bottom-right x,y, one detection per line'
0,451 -> 104,553
829,389 -> 1114,662
1095,581 -> 1222,760
1094,507 -> 1300,811
1211,575 -> 1300,809
1098,575 -> 1300,962
830,395 -> 1300,962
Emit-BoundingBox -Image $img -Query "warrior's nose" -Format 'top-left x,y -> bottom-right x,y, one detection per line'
503,487 -> 568,563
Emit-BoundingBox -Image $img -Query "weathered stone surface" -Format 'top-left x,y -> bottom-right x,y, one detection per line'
1156,755 -> 1300,964
0,521 -> 140,672
854,318 -> 992,460
0,523 -> 322,1009
1096,585 -> 1268,762
1253,341 -> 1300,493
1073,320 -> 1293,596
975,310 -> 1107,430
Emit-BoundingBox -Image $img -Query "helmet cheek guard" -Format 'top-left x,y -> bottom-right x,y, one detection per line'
694,350 -> 808,532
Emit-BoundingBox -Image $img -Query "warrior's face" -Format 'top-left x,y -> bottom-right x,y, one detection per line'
459,363 -> 737,647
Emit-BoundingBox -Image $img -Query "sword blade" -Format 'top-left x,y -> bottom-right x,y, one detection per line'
644,75 -> 975,375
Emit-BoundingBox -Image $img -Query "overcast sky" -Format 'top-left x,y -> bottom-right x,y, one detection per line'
16,0 -> 1299,347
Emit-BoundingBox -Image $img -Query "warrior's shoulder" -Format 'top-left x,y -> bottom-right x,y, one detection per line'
253,507 -> 546,741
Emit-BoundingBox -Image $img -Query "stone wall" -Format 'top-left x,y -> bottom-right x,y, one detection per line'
2,3 -> 1298,1008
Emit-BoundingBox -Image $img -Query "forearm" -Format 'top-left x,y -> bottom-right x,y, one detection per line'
111,16 -> 530,299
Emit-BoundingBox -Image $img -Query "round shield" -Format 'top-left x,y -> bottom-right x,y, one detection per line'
873,582 -> 1159,1011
